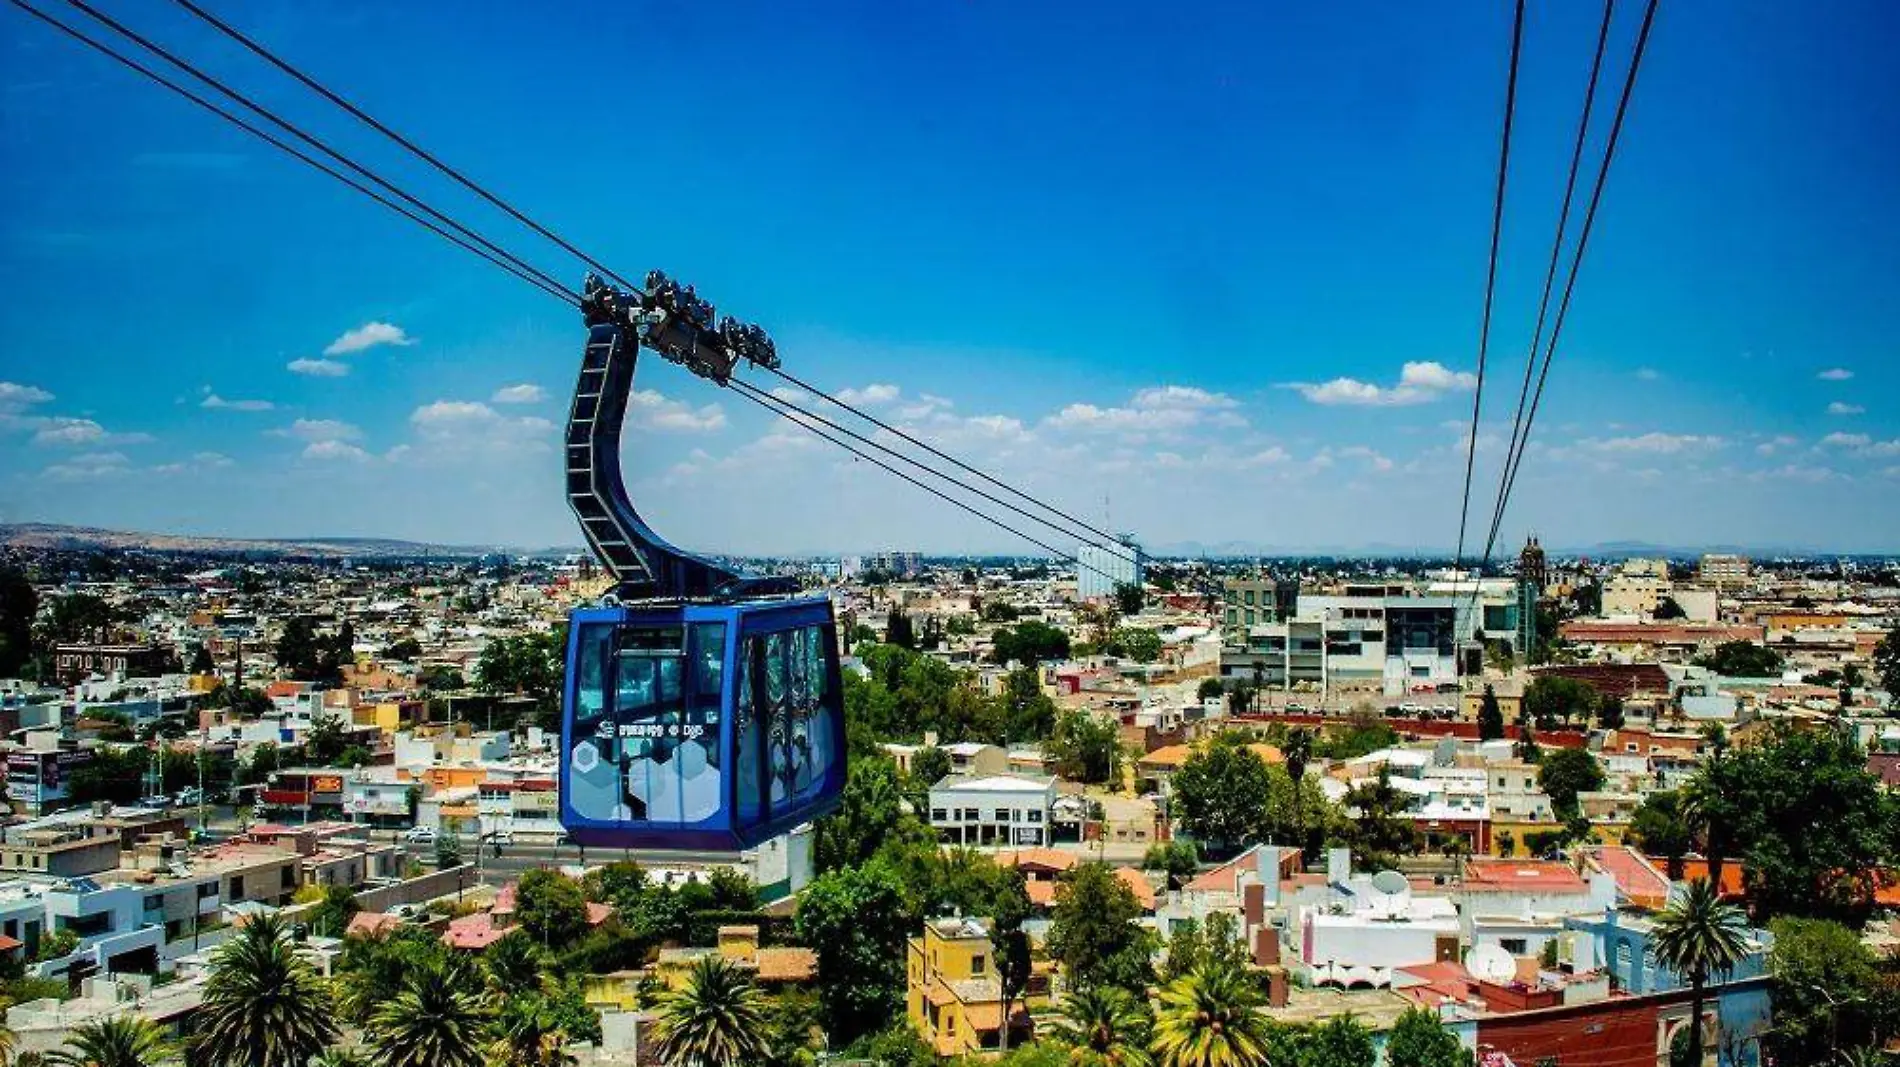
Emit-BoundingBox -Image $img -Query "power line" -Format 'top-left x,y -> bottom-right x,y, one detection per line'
20,0 -> 1153,571
1451,0 -> 1527,575
728,380 -> 1118,552
56,0 -> 578,304
734,384 -> 1124,584
6,0 -> 579,307
766,366 -> 1124,547
1481,0 -> 1662,564
168,0 -> 643,293
169,0 -> 1134,561
1482,0 -> 1619,564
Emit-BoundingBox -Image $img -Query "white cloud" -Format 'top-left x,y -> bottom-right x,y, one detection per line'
627,390 -> 726,433
1817,368 -> 1854,381
1820,432 -> 1871,449
1827,401 -> 1865,416
323,321 -> 416,355
490,384 -> 547,405
29,418 -> 153,448
403,400 -> 557,458
1754,434 -> 1800,457
1586,432 -> 1725,454
302,440 -> 371,463
767,386 -> 806,404
153,452 -> 236,475
1820,432 -> 1900,459
1751,463 -> 1843,484
287,358 -> 349,377
274,418 -> 362,443
41,451 -> 132,481
1337,445 -> 1395,472
836,383 -> 900,407
1129,385 -> 1240,411
0,382 -> 54,411
1284,361 -> 1476,407
1634,368 -> 1660,381
1044,385 -> 1246,436
200,393 -> 274,412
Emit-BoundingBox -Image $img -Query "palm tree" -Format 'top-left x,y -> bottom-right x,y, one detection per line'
1151,963 -> 1270,1067
306,1051 -> 369,1067
368,962 -> 489,1067
44,1017 -> 176,1067
1651,878 -> 1751,1067
195,914 -> 339,1067
482,931 -> 547,1001
647,955 -> 770,1067
1046,986 -> 1152,1067
487,998 -> 575,1067
1282,727 -> 1313,857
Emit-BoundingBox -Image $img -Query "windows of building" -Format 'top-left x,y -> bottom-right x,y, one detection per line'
971,954 -> 985,975
1501,938 -> 1528,955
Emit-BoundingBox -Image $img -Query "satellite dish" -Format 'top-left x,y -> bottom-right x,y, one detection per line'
1362,870 -> 1411,919
1468,944 -> 1517,983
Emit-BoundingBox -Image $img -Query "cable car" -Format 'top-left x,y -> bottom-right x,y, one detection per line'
558,273 -> 845,851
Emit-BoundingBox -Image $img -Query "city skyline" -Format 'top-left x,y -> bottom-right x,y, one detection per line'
3,1 -> 1898,553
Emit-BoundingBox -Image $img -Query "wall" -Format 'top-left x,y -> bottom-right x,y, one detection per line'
352,865 -> 477,913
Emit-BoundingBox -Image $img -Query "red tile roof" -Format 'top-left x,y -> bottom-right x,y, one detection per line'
1462,859 -> 1589,893
1583,846 -> 1670,910
1115,867 -> 1157,912
443,912 -> 508,950
345,912 -> 402,939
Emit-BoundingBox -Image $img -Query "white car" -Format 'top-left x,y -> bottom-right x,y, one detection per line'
404,826 -> 438,844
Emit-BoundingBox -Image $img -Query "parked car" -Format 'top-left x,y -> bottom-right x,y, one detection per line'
404,826 -> 438,844
483,830 -> 514,846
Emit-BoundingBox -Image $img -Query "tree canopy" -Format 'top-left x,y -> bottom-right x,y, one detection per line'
1045,862 -> 1154,996
1537,747 -> 1606,819
1694,640 -> 1785,678
1522,675 -> 1598,729
1171,735 -> 1275,853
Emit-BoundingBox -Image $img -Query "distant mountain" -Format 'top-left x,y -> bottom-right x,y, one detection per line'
0,523 -> 533,560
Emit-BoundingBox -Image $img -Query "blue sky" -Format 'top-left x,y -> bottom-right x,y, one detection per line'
2,0 -> 1896,555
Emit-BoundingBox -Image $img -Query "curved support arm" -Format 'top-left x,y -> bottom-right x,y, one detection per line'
566,274 -> 789,601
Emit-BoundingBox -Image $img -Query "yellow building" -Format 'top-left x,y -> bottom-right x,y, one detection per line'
907,917 -> 1049,1057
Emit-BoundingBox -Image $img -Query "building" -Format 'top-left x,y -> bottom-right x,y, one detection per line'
906,916 -> 1047,1056
1517,536 -> 1549,591
4,748 -> 94,816
1220,578 -> 1297,642
927,774 -> 1056,847
52,644 -> 174,685
1601,560 -> 1674,618
1698,553 -> 1750,588
1077,536 -> 1143,600
1223,588 -> 1508,697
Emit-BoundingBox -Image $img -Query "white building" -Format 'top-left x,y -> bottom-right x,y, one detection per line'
927,773 -> 1056,847
1293,867 -> 1461,989
1077,537 -> 1143,600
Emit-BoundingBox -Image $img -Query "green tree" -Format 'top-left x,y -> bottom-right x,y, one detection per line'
885,608 -> 917,651
795,861 -> 911,1045
1113,582 -> 1146,617
1693,640 -> 1785,678
1282,726 -> 1316,853
1046,862 -> 1152,995
483,930 -> 545,996
1629,791 -> 1693,879
1513,709 -> 1539,763
1110,628 -> 1163,665
1171,735 -> 1273,854
1046,709 -> 1125,786
579,861 -> 646,908
1692,721 -> 1890,923
514,870 -> 589,950
1477,686 -> 1505,742
1766,917 -> 1896,1067
1046,985 -> 1153,1067
1142,840 -> 1201,886
189,643 -> 216,675
275,617 -> 324,681
1384,1007 -> 1471,1067
0,565 -> 38,678
1195,678 -> 1225,702
909,746 -> 952,790
1597,693 -> 1626,731
1874,624 -> 1900,699
1300,1015 -> 1378,1067
1159,913 -> 1247,983
1150,964 -> 1270,1067
44,592 -> 114,645
991,621 -> 1072,666
999,667 -> 1058,742
194,913 -> 339,1067
386,637 -> 424,662
1651,879 -> 1750,1067
1523,675 -> 1598,729
1655,597 -> 1687,620
304,714 -> 348,766
814,757 -> 924,873
1537,747 -> 1605,819
368,960 -> 489,1067
1344,766 -> 1422,870
487,996 -> 575,1067
305,884 -> 359,938
45,1017 -> 176,1067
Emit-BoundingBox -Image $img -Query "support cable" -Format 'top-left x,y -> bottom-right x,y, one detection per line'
1451,0 -> 1527,576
